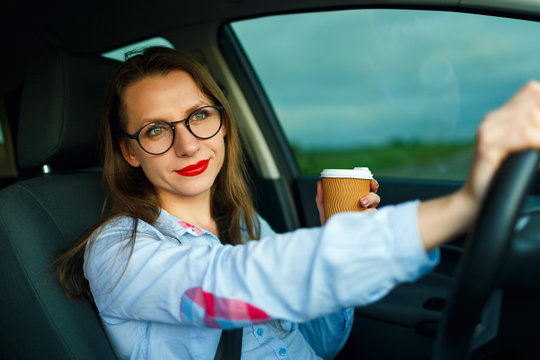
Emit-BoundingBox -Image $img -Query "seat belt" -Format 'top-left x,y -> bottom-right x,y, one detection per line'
214,328 -> 243,359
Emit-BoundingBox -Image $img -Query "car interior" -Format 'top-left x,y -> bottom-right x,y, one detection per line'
0,51 -> 119,359
2,1 -> 540,359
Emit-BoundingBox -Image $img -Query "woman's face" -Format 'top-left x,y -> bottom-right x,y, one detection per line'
120,70 -> 226,203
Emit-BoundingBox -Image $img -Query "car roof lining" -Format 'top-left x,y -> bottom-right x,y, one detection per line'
2,0 -> 540,94
5,0 -> 540,52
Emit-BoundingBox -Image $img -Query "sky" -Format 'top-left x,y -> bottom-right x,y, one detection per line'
232,9 -> 540,150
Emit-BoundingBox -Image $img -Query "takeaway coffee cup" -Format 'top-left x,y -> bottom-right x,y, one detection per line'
320,167 -> 373,221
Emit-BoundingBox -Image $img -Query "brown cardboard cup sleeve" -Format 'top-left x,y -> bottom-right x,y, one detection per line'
320,167 -> 373,221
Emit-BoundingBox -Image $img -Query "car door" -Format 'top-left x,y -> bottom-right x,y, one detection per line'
219,7 -> 540,359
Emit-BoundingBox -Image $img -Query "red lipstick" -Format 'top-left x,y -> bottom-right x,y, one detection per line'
175,159 -> 209,177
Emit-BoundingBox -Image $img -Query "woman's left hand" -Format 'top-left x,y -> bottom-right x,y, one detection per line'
316,179 -> 380,226
360,179 -> 380,213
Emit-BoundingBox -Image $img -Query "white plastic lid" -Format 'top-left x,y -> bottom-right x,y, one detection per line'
320,167 -> 373,179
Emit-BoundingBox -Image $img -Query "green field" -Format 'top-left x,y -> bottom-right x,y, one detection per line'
293,142 -> 475,180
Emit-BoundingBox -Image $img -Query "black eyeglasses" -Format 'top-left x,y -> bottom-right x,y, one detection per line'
123,105 -> 224,155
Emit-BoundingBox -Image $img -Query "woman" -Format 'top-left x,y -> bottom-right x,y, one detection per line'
56,46 -> 540,359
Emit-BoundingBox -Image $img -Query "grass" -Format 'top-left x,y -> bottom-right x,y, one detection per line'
293,141 -> 475,180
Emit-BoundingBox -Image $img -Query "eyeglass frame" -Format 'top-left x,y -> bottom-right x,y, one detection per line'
122,105 -> 225,155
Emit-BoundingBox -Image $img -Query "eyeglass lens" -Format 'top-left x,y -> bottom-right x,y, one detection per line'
138,106 -> 222,154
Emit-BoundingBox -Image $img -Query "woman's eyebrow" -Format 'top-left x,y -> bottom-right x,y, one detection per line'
137,116 -> 169,126
183,101 -> 213,116
136,101 -> 214,127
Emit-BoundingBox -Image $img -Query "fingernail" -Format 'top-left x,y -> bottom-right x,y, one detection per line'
361,199 -> 369,207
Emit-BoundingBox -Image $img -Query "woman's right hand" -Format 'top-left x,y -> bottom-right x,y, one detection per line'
463,80 -> 540,206
419,81 -> 540,251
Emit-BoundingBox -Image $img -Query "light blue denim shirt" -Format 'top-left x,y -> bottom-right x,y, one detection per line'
84,200 -> 438,359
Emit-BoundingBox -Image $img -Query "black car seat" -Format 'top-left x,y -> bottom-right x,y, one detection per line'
0,51 -> 119,359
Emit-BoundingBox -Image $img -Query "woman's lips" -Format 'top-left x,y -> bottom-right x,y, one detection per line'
175,159 -> 210,177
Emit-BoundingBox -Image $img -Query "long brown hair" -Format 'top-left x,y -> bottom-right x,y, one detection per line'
56,46 -> 260,298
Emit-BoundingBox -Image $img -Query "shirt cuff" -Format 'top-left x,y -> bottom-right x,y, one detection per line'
389,200 -> 440,279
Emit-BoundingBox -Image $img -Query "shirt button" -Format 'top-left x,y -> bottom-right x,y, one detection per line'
279,347 -> 287,355
256,328 -> 264,336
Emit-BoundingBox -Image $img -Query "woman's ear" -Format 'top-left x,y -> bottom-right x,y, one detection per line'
119,139 -> 141,167
222,122 -> 227,137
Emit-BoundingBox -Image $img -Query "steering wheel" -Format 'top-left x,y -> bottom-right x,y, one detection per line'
432,150 -> 540,360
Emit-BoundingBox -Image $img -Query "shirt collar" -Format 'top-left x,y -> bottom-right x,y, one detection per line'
156,208 -> 215,239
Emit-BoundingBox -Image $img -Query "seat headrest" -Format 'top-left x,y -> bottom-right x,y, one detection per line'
17,51 -> 119,171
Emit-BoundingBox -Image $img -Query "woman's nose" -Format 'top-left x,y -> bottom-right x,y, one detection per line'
173,123 -> 200,157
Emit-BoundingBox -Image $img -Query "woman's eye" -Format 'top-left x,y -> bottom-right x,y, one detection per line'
191,110 -> 208,122
145,124 -> 167,137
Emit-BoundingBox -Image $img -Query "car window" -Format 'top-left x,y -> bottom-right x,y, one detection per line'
102,36 -> 174,61
231,9 -> 540,180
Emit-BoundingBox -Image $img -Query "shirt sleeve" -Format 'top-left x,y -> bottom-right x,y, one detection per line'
84,201 -> 439,330
260,215 -> 354,359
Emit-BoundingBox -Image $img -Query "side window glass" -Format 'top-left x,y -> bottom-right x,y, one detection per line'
231,10 -> 540,180
0,99 -> 18,180
102,36 -> 174,61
